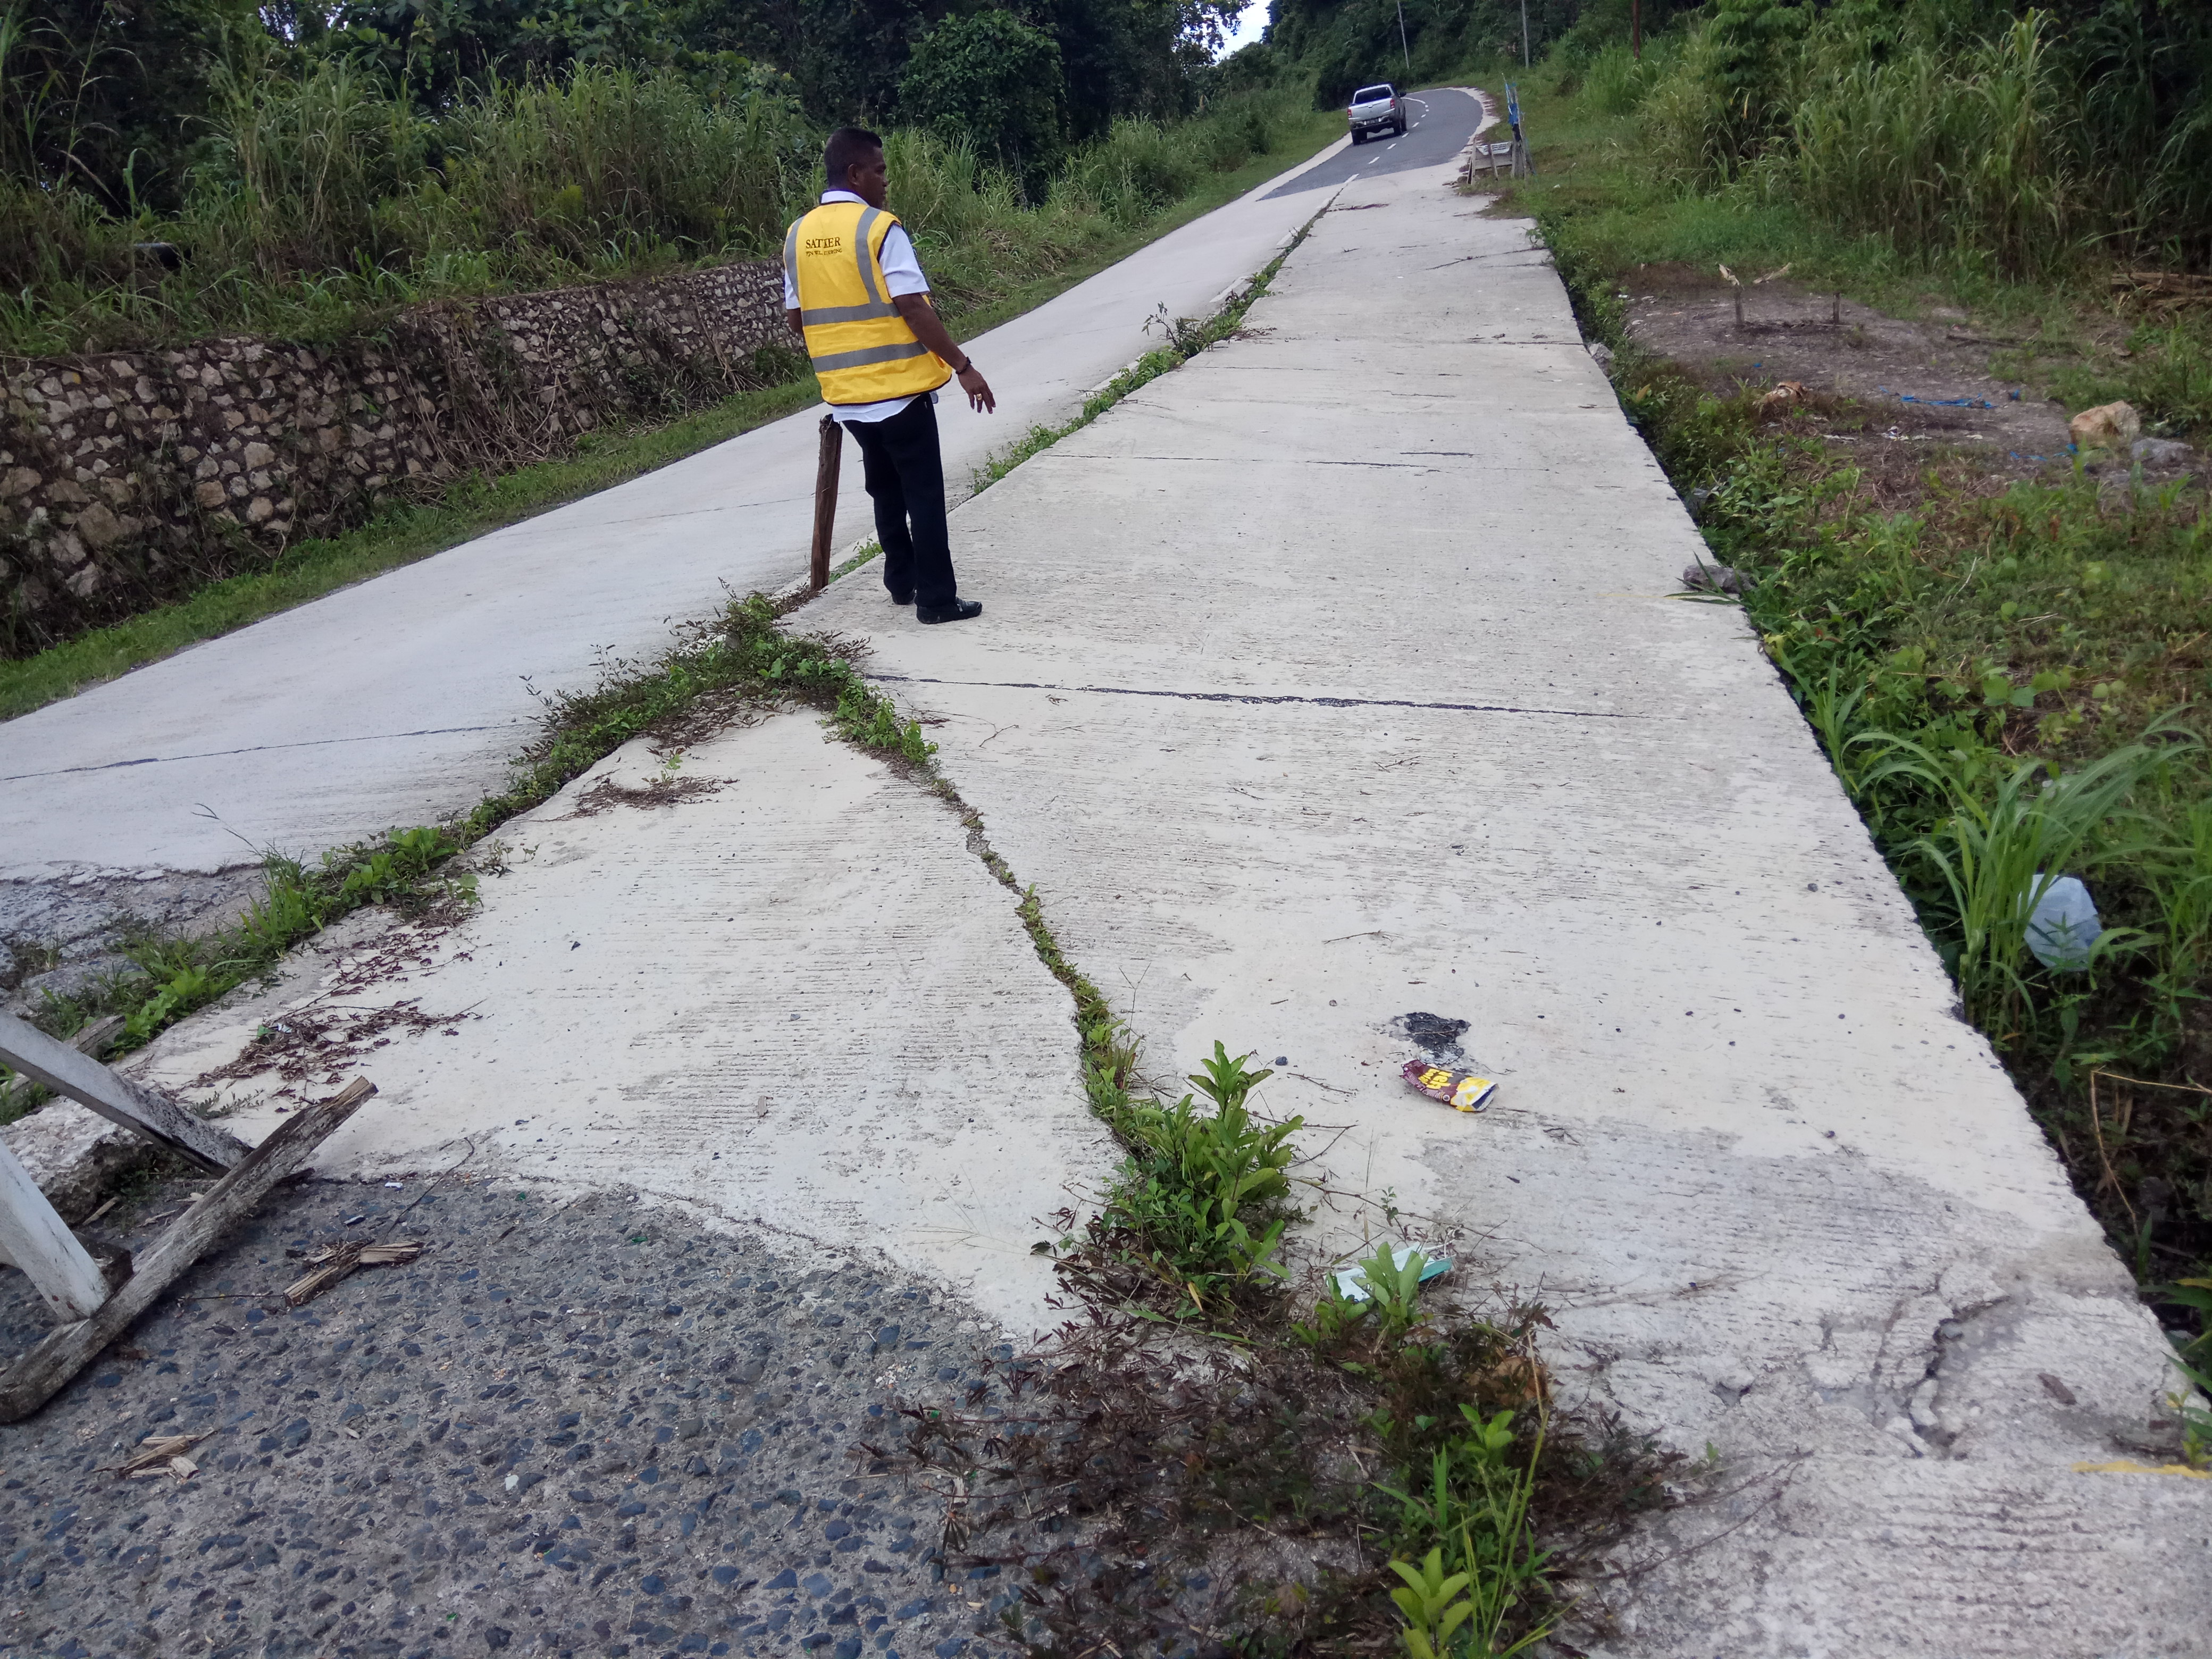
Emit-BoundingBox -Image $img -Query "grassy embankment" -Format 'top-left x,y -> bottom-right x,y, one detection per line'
0,77 -> 1339,718
1471,23 -> 2212,1376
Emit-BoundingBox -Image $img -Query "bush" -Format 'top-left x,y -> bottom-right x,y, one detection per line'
0,57 -> 1316,355
1782,14 -> 2082,281
1629,1 -> 2208,279
898,10 -> 1066,194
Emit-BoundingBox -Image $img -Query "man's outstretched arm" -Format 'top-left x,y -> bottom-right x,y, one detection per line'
892,294 -> 995,413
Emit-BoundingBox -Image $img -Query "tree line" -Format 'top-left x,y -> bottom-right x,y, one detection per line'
2,0 -> 1247,217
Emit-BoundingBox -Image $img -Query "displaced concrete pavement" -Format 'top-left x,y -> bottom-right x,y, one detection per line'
789,155 -> 2212,1647
128,715 -> 1112,1340
0,93 -> 1476,891
33,94 -> 2206,1654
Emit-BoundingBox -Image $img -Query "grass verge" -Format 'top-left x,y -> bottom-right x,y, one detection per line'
1504,63 -> 2212,1382
0,113 -> 1342,725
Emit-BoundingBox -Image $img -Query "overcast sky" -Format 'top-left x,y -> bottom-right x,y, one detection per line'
1220,0 -> 1271,55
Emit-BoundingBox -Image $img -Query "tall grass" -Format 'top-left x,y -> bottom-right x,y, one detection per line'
1626,3 -> 2208,281
0,65 -> 1312,357
1859,732 -> 2188,1030
1781,17 -> 2081,281
1578,34 -> 1683,118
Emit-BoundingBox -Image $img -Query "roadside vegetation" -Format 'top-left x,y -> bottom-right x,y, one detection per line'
1448,0 -> 2212,1378
0,58 -> 1326,358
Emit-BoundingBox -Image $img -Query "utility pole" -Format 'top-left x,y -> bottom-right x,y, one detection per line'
1520,0 -> 1530,68
1396,0 -> 1411,78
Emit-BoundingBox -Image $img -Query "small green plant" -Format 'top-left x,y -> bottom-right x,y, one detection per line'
1380,1403 -> 1554,1658
1093,1041 -> 1304,1315
1357,1243 -> 1437,1344
1388,1546 -> 1474,1659
2168,1352 -> 2212,1468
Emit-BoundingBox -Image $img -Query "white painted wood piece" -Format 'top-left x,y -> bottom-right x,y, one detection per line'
0,1139 -> 107,1320
0,1012 -> 248,1172
0,1078 -> 375,1421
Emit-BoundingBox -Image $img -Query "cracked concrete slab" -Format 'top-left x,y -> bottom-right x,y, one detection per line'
123,713 -> 1113,1341
788,157 -> 2212,1650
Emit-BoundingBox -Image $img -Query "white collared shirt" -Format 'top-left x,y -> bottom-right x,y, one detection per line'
788,189 -> 937,424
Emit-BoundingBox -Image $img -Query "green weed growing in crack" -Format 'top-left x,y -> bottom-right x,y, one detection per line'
1086,1043 -> 1305,1319
904,799 -> 1658,1653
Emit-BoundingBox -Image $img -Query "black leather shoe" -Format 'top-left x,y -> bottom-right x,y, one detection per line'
889,589 -> 914,605
916,598 -> 982,624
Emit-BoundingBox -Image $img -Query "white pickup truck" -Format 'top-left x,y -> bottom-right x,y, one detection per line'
1347,83 -> 1408,145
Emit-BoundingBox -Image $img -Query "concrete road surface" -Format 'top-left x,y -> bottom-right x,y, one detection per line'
0,100 -> 1470,886
788,138 -> 2211,1653
112,98 -> 2212,1654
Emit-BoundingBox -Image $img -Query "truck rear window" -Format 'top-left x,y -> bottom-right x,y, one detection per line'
1354,87 -> 1394,103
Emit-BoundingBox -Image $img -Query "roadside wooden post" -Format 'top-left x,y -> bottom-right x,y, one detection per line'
811,413 -> 843,594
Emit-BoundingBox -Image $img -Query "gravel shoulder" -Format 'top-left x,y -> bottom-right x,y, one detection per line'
0,1174 -> 1026,1659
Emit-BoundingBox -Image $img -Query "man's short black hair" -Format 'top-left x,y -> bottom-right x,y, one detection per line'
824,127 -> 884,189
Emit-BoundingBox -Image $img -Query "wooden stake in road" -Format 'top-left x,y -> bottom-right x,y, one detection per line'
811,413 -> 843,594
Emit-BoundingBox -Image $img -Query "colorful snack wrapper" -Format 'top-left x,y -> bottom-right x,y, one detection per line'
1401,1059 -> 1498,1113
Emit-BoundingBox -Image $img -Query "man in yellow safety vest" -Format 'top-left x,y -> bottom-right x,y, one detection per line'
785,127 -> 995,624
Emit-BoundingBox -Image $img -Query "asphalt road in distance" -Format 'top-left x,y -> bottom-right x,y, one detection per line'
1264,87 -> 1484,197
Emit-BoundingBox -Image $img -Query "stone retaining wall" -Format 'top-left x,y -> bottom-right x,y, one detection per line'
1,257 -> 792,655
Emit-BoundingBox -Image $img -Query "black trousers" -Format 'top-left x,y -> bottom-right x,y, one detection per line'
844,395 -> 957,608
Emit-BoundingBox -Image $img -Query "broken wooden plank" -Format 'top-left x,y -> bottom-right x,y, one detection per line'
0,1014 -> 122,1117
107,1430 -> 211,1479
0,1012 -> 249,1174
0,1077 -> 375,1423
283,1237 -> 423,1308
0,1138 -> 109,1321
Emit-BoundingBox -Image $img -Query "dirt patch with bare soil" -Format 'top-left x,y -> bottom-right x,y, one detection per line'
1618,263 -> 2077,473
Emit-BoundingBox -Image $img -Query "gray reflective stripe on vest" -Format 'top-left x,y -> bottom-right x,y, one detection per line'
800,300 -> 901,325
854,206 -> 884,302
810,340 -> 931,373
782,220 -> 799,296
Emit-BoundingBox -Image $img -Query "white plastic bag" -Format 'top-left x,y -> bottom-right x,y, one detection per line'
2026,874 -> 2101,971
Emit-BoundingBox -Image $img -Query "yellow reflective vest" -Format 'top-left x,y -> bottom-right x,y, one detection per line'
784,200 -> 953,406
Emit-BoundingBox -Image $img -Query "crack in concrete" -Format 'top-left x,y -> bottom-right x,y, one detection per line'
868,673 -> 1637,720
1,722 -> 524,784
